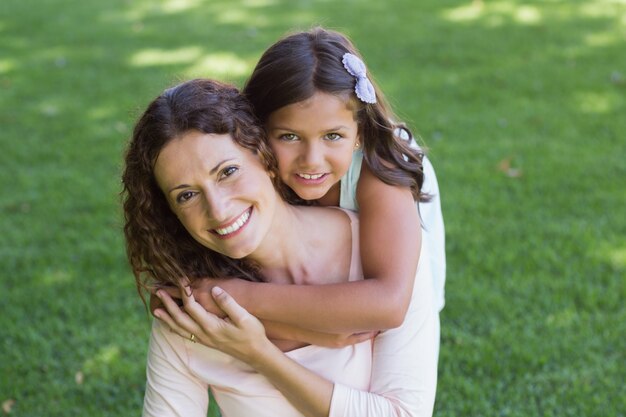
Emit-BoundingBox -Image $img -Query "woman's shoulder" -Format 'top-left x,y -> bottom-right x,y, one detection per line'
300,205 -> 357,226
296,206 -> 356,250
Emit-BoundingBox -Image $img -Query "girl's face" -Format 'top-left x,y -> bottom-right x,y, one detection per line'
154,130 -> 277,260
266,91 -> 359,202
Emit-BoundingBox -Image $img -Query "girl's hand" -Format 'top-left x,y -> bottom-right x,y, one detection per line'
263,320 -> 377,348
300,330 -> 378,348
154,286 -> 270,362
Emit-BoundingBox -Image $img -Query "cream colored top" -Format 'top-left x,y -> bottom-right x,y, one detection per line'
142,209 -> 438,417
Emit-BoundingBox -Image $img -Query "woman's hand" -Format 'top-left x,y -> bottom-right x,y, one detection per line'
159,277 -> 248,318
154,286 -> 270,362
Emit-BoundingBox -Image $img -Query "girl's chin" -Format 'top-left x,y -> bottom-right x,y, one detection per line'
295,189 -> 329,201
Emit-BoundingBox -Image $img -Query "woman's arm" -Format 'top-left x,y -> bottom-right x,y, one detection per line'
155,287 -> 334,417
187,167 -> 421,333
142,320 -> 210,417
155,273 -> 439,417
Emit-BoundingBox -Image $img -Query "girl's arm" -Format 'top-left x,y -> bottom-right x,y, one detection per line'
187,165 -> 421,333
153,290 -> 376,348
155,279 -> 438,417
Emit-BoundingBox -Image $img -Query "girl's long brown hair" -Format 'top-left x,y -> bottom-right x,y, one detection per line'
243,27 -> 429,202
121,79 -> 280,302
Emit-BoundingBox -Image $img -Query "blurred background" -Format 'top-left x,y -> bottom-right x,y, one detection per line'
1,0 -> 624,415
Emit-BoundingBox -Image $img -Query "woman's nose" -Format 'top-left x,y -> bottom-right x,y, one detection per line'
203,188 -> 230,223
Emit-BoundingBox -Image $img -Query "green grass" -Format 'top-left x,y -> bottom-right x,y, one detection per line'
1,0 -> 625,416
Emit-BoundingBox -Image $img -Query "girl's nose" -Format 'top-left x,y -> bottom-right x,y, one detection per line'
302,141 -> 324,167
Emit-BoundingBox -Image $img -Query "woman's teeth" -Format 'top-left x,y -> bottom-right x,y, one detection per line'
215,209 -> 250,236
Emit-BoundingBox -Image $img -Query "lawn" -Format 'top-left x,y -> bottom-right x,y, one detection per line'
1,0 -> 625,416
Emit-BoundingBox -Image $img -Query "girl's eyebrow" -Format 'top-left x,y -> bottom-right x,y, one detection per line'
268,125 -> 296,131
324,125 -> 350,131
167,158 -> 234,193
269,125 -> 350,132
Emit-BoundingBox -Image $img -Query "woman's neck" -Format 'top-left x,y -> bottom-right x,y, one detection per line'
247,202 -> 352,286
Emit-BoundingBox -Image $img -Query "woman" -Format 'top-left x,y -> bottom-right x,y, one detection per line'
122,79 -> 438,417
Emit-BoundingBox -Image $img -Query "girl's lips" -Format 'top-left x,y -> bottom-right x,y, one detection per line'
293,173 -> 329,185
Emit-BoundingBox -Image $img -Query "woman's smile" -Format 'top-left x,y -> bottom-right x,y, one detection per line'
211,207 -> 253,238
154,131 -> 277,259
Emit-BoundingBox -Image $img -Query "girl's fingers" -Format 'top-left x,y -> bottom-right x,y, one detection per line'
349,331 -> 379,344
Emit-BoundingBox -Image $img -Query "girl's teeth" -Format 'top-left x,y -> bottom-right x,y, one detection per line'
299,173 -> 323,180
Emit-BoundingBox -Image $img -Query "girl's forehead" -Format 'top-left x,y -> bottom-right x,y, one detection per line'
300,91 -> 354,108
271,91 -> 357,122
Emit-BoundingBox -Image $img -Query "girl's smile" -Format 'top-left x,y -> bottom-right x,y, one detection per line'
266,92 -> 359,202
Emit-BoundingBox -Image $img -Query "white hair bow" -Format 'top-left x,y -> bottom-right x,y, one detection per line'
342,53 -> 377,104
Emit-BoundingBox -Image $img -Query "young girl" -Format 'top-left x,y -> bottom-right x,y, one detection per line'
185,27 -> 445,335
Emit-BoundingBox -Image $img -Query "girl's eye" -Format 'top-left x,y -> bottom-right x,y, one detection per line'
221,166 -> 239,178
325,133 -> 342,141
176,190 -> 196,204
279,133 -> 299,142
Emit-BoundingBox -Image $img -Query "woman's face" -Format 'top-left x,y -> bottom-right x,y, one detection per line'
266,91 -> 359,201
154,130 -> 277,259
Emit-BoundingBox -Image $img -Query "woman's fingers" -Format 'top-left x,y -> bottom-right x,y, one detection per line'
156,290 -> 203,336
211,287 -> 251,326
154,308 -> 191,340
156,288 -> 236,348
161,285 -> 181,299
149,292 -> 164,315
179,284 -> 224,328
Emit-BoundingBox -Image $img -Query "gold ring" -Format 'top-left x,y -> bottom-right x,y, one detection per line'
190,333 -> 196,343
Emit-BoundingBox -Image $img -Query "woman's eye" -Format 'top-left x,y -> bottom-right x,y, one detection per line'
279,133 -> 299,142
221,166 -> 239,178
176,191 -> 196,204
325,133 -> 342,141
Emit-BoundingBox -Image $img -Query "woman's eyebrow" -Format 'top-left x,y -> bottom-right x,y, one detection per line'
167,158 -> 234,193
169,183 -> 191,193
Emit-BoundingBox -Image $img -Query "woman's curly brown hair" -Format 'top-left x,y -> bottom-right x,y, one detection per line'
121,79 -> 283,302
